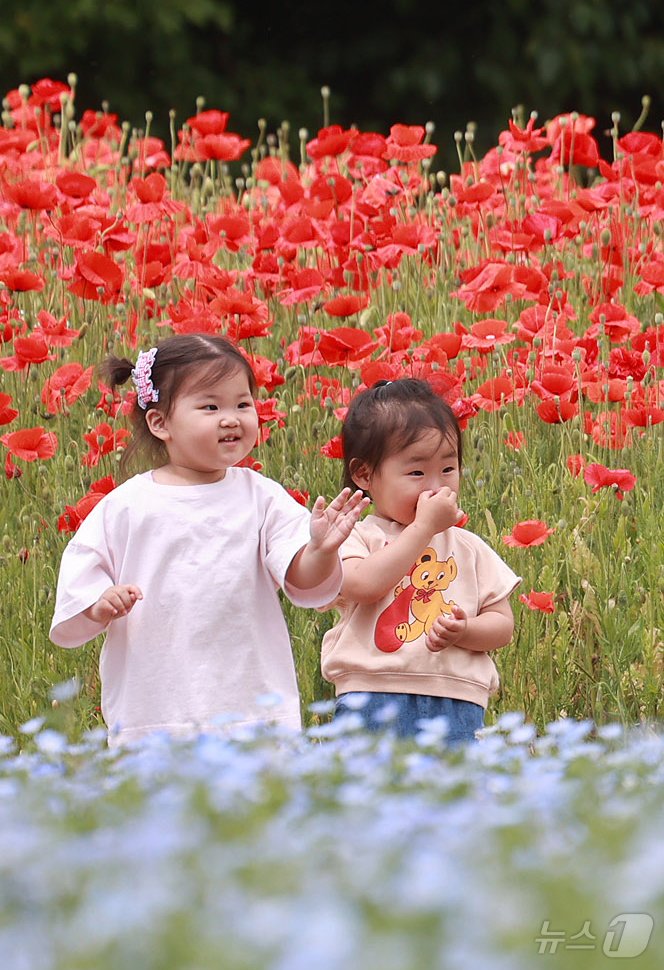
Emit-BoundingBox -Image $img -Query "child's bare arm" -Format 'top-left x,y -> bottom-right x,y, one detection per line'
425,597 -> 514,653
286,488 -> 369,590
83,585 -> 143,626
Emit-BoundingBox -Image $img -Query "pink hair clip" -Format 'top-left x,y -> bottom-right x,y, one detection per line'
131,347 -> 159,409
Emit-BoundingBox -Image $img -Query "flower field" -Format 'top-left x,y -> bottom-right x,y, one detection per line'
0,76 -> 663,741
1,75 -> 664,967
2,713 -> 664,968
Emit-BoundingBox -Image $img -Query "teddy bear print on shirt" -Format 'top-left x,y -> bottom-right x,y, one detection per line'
373,547 -> 458,653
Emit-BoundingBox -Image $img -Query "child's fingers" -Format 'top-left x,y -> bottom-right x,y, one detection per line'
327,487 -> 352,510
105,586 -> 142,616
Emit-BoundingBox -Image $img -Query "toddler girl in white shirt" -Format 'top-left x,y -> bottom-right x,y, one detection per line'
51,332 -> 367,746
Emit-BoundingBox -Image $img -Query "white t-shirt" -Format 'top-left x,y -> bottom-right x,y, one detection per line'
50,469 -> 341,746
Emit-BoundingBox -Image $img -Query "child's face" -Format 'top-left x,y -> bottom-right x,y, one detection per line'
356,428 -> 460,526
151,368 -> 259,484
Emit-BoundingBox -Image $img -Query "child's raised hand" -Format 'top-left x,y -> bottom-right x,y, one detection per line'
309,488 -> 370,552
84,585 -> 143,626
426,604 -> 468,652
414,487 -> 463,537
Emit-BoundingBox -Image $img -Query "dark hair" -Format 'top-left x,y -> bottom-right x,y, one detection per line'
342,378 -> 463,492
101,333 -> 257,470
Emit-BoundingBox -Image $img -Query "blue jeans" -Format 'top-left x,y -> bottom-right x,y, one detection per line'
334,692 -> 484,745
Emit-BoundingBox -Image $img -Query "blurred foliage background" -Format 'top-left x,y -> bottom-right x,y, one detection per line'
1,0 -> 663,166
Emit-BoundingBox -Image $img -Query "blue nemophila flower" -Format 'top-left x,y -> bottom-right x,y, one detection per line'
18,716 -> 46,736
49,677 -> 81,703
1,716 -> 664,968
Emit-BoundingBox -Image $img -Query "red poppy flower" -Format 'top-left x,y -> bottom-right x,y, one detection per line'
634,256 -> 664,297
254,156 -> 300,186
69,251 -> 124,303
536,399 -> 579,424
244,354 -> 285,392
254,398 -> 286,430
471,376 -> 519,412
209,213 -> 252,254
503,519 -> 555,548
45,212 -> 101,249
41,363 -> 94,414
278,267 -> 327,307
323,295 -> 369,318
5,452 -> 21,479
81,423 -> 130,467
320,435 -> 344,459
56,171 -> 97,201
317,327 -> 378,365
0,269 -> 45,292
608,347 -> 649,382
234,456 -> 263,472
582,376 -> 627,404
499,117 -> 549,154
34,311 -> 80,347
57,476 -> 117,532
80,109 -> 121,139
519,591 -> 555,613
587,302 -> 641,343
504,431 -> 525,451
29,77 -> 72,109
306,125 -> 354,159
418,332 -> 462,360
553,130 -> 600,168
373,312 -> 423,352
530,365 -> 577,402
622,405 -> 664,429
384,124 -> 437,162
185,109 -> 230,136
210,289 -> 272,340
1,426 -> 58,461
451,396 -> 480,431
566,454 -> 586,478
449,175 -> 496,206
0,333 -> 54,371
283,328 -> 326,368
0,393 -> 19,426
287,488 -> 310,507
462,318 -> 515,352
586,410 -> 629,450
1,178 -> 58,211
190,133 -> 251,162
583,463 -> 637,500
279,215 -> 319,249
452,262 -> 526,313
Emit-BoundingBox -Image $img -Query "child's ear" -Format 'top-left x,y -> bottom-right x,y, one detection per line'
349,459 -> 371,491
145,408 -> 169,441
